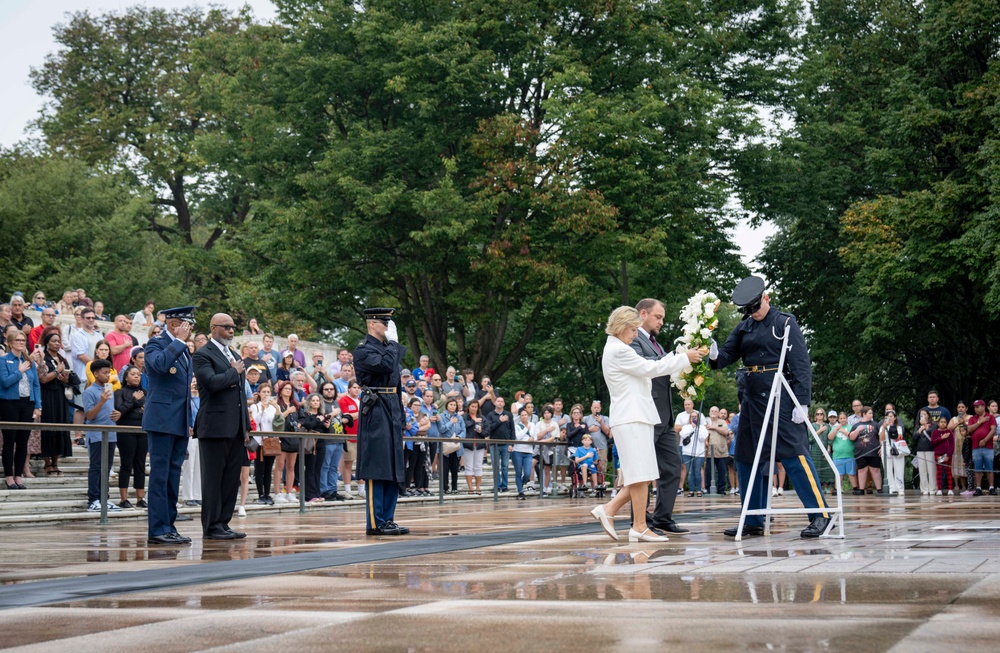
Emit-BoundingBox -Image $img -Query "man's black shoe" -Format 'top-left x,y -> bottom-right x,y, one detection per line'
724,525 -> 764,538
170,532 -> 192,544
148,534 -> 179,545
801,516 -> 830,538
377,523 -> 404,536
366,527 -> 384,536
654,522 -> 690,534
185,500 -> 201,507
205,531 -> 241,540
974,487 -> 983,497
175,514 -> 193,521
383,520 -> 410,535
990,487 -> 997,496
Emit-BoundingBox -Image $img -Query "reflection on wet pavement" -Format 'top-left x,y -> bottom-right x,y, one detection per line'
5,494 -> 1000,651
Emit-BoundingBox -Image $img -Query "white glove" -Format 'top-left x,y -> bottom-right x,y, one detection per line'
709,339 -> 719,360
385,319 -> 398,342
791,405 -> 808,424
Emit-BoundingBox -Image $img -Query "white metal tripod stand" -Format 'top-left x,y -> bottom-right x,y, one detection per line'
734,319 -> 845,541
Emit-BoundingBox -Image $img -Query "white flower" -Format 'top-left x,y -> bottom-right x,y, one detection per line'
700,328 -> 712,339
676,379 -> 687,390
705,305 -> 715,318
683,365 -> 694,374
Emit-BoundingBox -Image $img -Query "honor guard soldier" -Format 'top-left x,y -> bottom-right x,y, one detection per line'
354,308 -> 410,536
143,306 -> 196,545
710,276 -> 830,539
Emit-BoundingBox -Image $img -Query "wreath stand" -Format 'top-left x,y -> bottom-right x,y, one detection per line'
734,321 -> 846,541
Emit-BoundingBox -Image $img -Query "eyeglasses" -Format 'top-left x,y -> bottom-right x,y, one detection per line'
212,324 -> 236,330
84,316 -> 96,320
13,338 -> 26,343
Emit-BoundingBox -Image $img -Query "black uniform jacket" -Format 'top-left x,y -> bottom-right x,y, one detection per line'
711,307 -> 812,464
353,334 -> 407,482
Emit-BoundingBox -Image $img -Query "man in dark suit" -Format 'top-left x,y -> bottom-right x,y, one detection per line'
629,298 -> 689,534
143,306 -> 196,545
192,313 -> 249,540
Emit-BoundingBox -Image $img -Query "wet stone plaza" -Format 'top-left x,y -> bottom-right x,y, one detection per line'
2,493 -> 1000,652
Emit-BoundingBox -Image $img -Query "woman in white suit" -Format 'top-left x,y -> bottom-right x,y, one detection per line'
591,306 -> 705,542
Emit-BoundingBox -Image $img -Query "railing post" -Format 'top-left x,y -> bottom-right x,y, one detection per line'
491,443 -> 499,502
438,443 -> 445,506
298,436 -> 306,514
100,429 -> 109,525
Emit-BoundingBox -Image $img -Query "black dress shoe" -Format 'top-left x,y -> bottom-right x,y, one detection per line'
205,531 -> 241,540
654,522 -> 690,534
148,534 -> 178,545
376,523 -> 403,535
226,530 -> 247,539
170,532 -> 192,544
175,514 -> 193,521
383,520 -> 410,535
366,527 -> 385,535
723,525 -> 765,537
801,516 -> 830,538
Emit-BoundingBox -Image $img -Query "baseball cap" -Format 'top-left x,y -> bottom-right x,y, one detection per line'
827,410 -> 837,417
973,399 -> 986,408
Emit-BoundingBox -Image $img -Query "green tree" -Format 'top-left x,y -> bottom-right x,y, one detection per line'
29,6 -> 253,306
0,151 -> 187,314
202,0 -> 789,391
738,0 -> 1000,412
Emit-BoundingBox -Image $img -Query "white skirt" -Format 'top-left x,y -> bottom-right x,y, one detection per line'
613,422 -> 659,486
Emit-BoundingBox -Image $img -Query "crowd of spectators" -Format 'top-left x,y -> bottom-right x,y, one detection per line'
3,290 -> 999,511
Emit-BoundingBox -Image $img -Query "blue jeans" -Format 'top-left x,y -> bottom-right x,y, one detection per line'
512,451 -> 532,493
972,447 -> 992,473
321,442 -> 344,495
496,445 -> 511,490
681,455 -> 704,491
88,440 -> 117,504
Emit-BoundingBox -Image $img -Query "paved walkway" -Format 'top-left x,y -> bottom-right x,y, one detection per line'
2,493 -> 1000,652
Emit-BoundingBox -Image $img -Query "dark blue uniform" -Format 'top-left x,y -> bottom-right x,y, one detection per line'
142,332 -> 192,538
713,307 -> 828,527
353,334 -> 406,531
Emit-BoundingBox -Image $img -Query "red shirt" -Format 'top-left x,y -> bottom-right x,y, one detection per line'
968,413 -> 997,449
106,331 -> 133,373
28,324 -> 46,351
339,395 -> 359,440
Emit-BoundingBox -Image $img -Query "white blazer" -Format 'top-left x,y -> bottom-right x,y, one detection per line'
602,335 -> 688,428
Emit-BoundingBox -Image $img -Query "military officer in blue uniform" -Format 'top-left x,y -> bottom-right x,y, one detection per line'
143,306 -> 196,545
354,308 -> 410,536
710,277 -> 830,539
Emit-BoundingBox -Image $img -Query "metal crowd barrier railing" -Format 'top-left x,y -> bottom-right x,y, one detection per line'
0,421 -> 596,526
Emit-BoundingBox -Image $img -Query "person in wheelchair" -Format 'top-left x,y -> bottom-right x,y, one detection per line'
572,434 -> 599,496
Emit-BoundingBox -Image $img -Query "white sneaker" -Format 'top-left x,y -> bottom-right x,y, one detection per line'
771,487 -> 778,497
777,487 -> 784,496
273,493 -> 288,504
286,492 -> 297,502
935,490 -> 943,495
88,500 -> 121,512
947,490 -> 954,496
237,505 -> 247,517
357,485 -> 366,499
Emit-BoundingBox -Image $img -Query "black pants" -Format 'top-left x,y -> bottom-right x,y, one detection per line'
413,445 -> 429,489
255,455 -> 274,498
704,456 -> 729,493
117,431 -> 148,490
650,424 -> 682,525
400,447 -> 414,494
442,451 -> 460,491
304,438 -> 325,501
1,398 -> 34,478
198,436 -> 244,536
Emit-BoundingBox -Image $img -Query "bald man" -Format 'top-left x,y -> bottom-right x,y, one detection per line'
192,313 -> 249,540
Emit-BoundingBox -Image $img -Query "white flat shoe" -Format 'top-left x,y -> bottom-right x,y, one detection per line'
591,505 -> 618,541
628,528 -> 668,543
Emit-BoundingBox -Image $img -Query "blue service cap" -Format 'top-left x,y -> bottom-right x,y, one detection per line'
160,306 -> 197,324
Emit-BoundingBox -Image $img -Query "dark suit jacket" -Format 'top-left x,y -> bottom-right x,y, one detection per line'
629,331 -> 674,430
192,340 -> 248,439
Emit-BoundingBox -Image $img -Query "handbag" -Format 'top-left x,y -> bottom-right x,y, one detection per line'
262,437 -> 282,456
442,437 -> 461,456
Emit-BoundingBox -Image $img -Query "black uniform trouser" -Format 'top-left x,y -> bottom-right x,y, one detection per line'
650,424 -> 682,524
442,452 -> 460,491
199,436 -> 244,536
